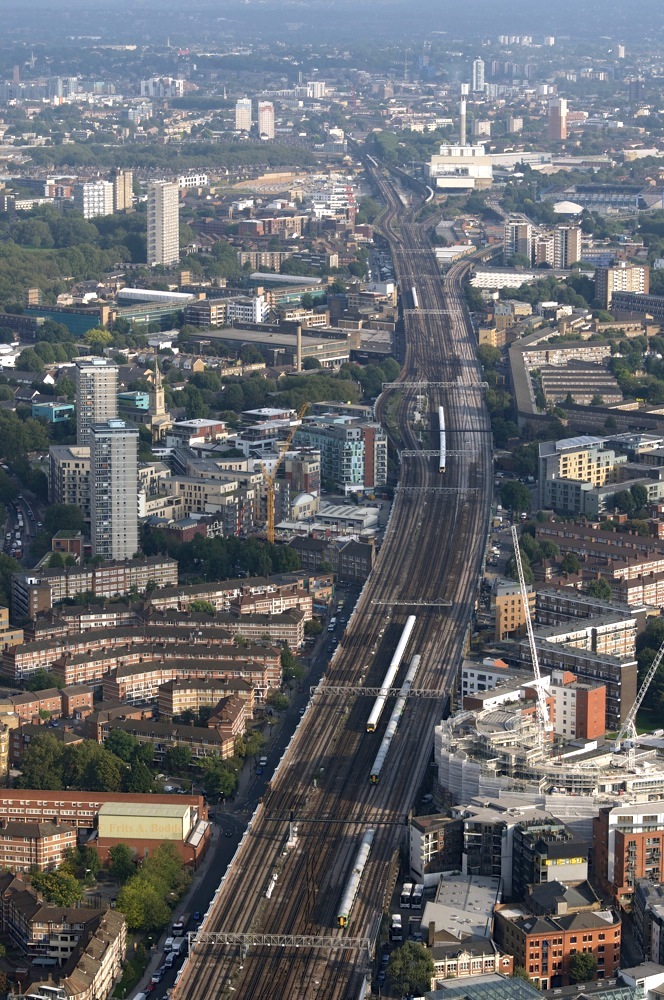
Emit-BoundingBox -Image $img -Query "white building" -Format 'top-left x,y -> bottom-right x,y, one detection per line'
177,173 -> 209,189
90,419 -> 139,562
147,180 -> 179,267
428,144 -> 493,191
226,295 -> 269,325
472,58 -> 485,92
307,81 -> 326,99
235,98 -> 252,132
257,101 -> 275,139
73,180 -> 114,220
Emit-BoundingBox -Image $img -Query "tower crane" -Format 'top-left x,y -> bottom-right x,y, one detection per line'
615,638 -> 664,771
260,402 -> 309,544
511,525 -> 553,756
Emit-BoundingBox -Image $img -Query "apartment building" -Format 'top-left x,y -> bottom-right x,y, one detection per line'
101,717 -> 234,760
73,180 -> 114,219
158,677 -> 255,720
91,420 -> 139,562
48,444 -> 91,520
235,97 -> 252,131
147,180 -> 179,267
549,670 -> 607,740
595,803 -> 664,908
493,581 -> 535,641
257,100 -> 275,139
549,97 -> 568,141
595,261 -> 650,309
103,653 -> 280,705
0,821 -> 76,872
538,436 -> 626,511
74,358 -> 118,447
511,819 -> 588,902
409,814 -> 463,886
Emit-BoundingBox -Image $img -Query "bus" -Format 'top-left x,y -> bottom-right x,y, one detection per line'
411,884 -> 424,910
390,914 -> 402,942
400,882 -> 413,909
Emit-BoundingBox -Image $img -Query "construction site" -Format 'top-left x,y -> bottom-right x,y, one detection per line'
434,526 -> 664,805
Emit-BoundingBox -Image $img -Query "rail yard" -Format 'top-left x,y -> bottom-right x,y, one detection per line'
172,166 -> 494,999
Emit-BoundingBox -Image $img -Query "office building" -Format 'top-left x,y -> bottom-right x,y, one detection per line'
235,97 -> 252,132
548,98 -> 568,141
595,261 -> 650,309
75,358 -> 118,446
504,218 -> 533,262
472,57 -> 485,92
257,101 -> 275,139
90,420 -> 139,562
538,435 -> 625,510
147,180 -> 179,267
112,169 -> 133,212
73,180 -> 114,220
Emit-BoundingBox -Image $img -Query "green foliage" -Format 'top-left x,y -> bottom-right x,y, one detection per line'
15,733 -> 125,792
387,941 -> 435,996
281,643 -> 304,682
142,529 -> 301,582
43,503 -> 84,538
200,756 -> 239,799
63,844 -> 102,880
24,669 -> 65,692
32,870 -> 82,907
560,552 -> 581,575
116,841 -> 191,931
266,689 -> 289,711
500,481 -> 531,513
304,618 -> 323,637
104,729 -> 140,763
107,843 -> 136,884
586,578 -> 613,600
189,600 -> 216,615
164,745 -> 193,772
122,759 -> 155,793
512,967 -> 531,981
569,952 -> 598,983
237,729 -> 266,758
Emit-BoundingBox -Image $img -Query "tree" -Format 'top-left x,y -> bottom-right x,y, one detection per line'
281,643 -> 305,682
25,668 -> 65,691
387,942 -> 435,996
43,503 -> 84,538
189,600 -> 216,615
586,577 -> 612,600
31,870 -> 82,907
107,843 -> 136,884
631,483 -> 649,511
122,760 -> 154,793
304,618 -> 323,637
569,952 -> 598,983
164,745 -> 193,772
512,966 -> 531,981
117,877 -> 170,931
15,733 -> 64,789
560,552 -> 581,575
200,757 -> 238,799
614,490 -> 636,515
266,689 -> 289,711
104,729 -> 140,763
302,356 -> 322,369
500,480 -> 531,514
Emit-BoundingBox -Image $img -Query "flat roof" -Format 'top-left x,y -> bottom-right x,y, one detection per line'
98,802 -> 191,819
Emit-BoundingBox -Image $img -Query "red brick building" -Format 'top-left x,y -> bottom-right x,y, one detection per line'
0,820 -> 76,872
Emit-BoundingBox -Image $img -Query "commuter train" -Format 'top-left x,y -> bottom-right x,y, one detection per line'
411,286 -> 420,310
366,615 -> 417,733
439,404 -> 446,473
337,829 -> 375,928
370,654 -> 421,783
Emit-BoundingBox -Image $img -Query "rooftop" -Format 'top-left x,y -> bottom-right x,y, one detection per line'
98,802 -> 192,820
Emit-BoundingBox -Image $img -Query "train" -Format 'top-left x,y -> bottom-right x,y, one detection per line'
336,829 -> 375,928
439,404 -> 446,474
411,286 -> 420,310
369,654 -> 421,783
366,615 -> 417,733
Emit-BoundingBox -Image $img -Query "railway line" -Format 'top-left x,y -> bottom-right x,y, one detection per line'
173,165 -> 493,1000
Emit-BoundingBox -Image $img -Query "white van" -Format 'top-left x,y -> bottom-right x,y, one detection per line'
258,757 -> 268,767
327,617 -> 337,632
134,994 -> 148,1000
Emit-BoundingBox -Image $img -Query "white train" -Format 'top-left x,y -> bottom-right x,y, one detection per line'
366,615 -> 417,732
411,286 -> 419,310
439,404 -> 446,473
337,829 -> 375,927
370,654 -> 421,784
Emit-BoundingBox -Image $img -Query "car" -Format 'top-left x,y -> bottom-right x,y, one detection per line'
145,984 -> 156,995
225,830 -> 232,838
151,970 -> 163,984
255,767 -> 263,775
193,911 -> 201,921
299,707 -> 306,715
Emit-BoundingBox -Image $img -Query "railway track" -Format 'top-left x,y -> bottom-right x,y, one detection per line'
173,165 -> 493,1000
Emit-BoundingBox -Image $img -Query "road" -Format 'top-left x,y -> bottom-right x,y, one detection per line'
173,166 -> 493,1000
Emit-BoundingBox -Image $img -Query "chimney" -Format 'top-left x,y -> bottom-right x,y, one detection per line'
296,324 -> 302,372
459,99 -> 467,146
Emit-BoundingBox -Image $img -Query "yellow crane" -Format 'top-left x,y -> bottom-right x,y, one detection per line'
260,401 -> 309,544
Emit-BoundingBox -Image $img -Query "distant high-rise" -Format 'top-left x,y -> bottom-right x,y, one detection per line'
628,78 -> 645,103
595,261 -> 650,309
504,219 -> 533,263
75,358 -> 118,446
548,98 -> 568,141
147,180 -> 179,267
90,419 -> 138,562
112,169 -> 133,212
472,58 -> 485,93
235,98 -> 252,132
554,225 -> 582,269
617,44 -> 626,59
73,181 -> 114,220
257,101 -> 275,139
459,99 -> 467,146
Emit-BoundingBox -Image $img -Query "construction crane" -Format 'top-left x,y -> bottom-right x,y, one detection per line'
616,638 -> 664,771
511,525 -> 553,756
260,402 -> 309,544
